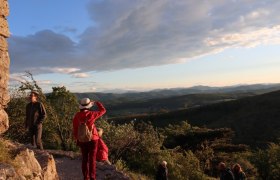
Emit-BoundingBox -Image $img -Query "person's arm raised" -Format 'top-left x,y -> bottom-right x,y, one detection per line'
94,101 -> 106,118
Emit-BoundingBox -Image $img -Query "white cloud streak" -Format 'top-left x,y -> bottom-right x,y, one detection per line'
72,73 -> 90,78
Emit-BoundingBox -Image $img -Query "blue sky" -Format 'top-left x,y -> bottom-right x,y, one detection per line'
8,0 -> 280,92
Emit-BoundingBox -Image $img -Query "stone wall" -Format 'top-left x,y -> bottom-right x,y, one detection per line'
0,0 -> 10,134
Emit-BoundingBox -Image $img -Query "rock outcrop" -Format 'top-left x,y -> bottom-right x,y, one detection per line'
0,141 -> 59,180
0,0 -> 10,134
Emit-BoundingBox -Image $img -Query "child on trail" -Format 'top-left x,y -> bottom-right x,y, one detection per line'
96,128 -> 111,165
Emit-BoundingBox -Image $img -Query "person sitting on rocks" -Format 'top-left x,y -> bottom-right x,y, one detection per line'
156,161 -> 168,180
96,128 -> 111,165
233,163 -> 247,180
219,162 -> 234,180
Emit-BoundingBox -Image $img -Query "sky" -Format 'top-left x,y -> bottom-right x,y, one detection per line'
8,0 -> 280,93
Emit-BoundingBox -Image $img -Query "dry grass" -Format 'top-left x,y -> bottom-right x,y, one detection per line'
125,171 -> 152,180
0,139 -> 15,166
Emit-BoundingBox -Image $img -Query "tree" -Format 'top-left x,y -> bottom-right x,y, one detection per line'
47,86 -> 79,150
6,72 -> 79,150
6,72 -> 59,148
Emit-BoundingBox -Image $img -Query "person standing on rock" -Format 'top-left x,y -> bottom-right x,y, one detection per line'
72,98 -> 106,180
25,90 -> 46,150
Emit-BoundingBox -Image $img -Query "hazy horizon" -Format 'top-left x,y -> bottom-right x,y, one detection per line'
50,82 -> 280,94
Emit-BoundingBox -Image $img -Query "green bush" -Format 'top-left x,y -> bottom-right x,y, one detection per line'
157,149 -> 207,180
5,73 -> 79,151
251,143 -> 280,180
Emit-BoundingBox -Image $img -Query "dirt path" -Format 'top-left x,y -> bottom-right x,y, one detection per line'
54,156 -> 130,180
55,157 -> 83,180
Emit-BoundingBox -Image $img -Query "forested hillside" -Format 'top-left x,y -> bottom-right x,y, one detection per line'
110,90 -> 280,147
104,93 -> 255,117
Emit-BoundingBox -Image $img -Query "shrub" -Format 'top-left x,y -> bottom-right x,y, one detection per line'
251,143 -> 280,180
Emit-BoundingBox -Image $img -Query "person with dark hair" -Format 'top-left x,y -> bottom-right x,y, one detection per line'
156,161 -> 168,180
233,163 -> 246,180
25,90 -> 46,150
72,98 -> 106,180
219,162 -> 234,180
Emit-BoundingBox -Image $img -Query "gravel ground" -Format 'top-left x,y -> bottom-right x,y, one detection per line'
55,157 -> 83,180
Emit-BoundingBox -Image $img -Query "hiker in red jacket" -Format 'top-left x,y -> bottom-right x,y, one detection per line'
96,128 -> 111,165
72,98 -> 106,180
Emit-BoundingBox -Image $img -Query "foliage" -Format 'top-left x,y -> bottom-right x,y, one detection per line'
157,149 -> 207,180
4,89 -> 29,143
125,171 -> 152,180
5,72 -> 78,150
251,143 -> 280,180
110,90 -> 280,148
95,119 -> 208,179
47,86 -> 79,150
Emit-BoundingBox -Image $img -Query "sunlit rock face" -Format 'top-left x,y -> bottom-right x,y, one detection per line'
0,0 -> 10,134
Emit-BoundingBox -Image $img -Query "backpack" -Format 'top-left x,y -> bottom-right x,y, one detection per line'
77,118 -> 93,142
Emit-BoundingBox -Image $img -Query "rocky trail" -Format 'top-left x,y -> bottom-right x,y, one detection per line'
47,149 -> 129,180
55,157 -> 82,180
0,140 -> 129,180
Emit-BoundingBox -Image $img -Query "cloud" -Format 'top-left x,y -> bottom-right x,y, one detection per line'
205,25 -> 280,48
10,73 -> 26,82
37,80 -> 52,85
54,26 -> 78,34
72,73 -> 90,78
9,0 -> 280,74
47,67 -> 80,74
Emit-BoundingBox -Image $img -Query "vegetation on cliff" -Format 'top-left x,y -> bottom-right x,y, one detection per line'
4,73 -> 280,179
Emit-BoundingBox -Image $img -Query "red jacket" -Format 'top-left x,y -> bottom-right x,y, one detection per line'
97,138 -> 109,161
72,102 -> 106,141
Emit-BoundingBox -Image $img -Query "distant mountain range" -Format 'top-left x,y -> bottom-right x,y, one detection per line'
75,83 -> 280,103
75,83 -> 280,117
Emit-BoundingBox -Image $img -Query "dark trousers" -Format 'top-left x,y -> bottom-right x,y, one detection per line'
80,140 -> 98,180
29,123 -> 43,150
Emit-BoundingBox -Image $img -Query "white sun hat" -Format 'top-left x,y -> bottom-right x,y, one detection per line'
79,98 -> 94,109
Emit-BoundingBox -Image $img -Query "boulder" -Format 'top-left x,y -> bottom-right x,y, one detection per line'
14,148 -> 43,179
0,163 -> 19,180
0,108 -> 8,134
1,140 -> 59,180
34,149 -> 59,180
